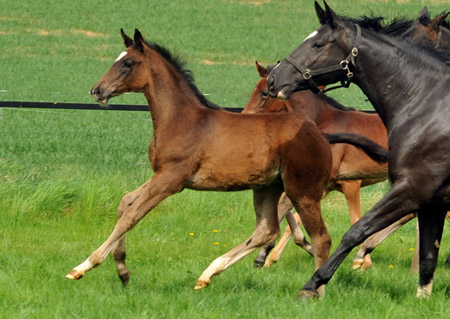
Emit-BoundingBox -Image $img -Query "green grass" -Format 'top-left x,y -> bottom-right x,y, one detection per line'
1,0 -> 450,318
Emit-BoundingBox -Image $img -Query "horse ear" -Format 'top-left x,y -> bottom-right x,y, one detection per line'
134,29 -> 145,52
430,12 -> 450,29
417,6 -> 429,21
121,28 -> 134,48
323,0 -> 342,28
315,1 -> 327,25
255,61 -> 268,78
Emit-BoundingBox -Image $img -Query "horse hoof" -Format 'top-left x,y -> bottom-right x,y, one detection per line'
297,289 -> 320,301
65,270 -> 83,280
352,260 -> 363,270
263,260 -> 276,268
194,280 -> 210,290
119,272 -> 131,286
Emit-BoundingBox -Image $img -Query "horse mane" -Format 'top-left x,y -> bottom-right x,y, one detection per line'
344,15 -> 450,66
143,39 -> 221,110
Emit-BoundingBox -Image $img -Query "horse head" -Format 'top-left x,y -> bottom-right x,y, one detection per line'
267,1 -> 359,100
91,29 -> 150,104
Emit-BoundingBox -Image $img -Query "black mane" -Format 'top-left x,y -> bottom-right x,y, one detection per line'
344,15 -> 450,66
143,39 -> 221,110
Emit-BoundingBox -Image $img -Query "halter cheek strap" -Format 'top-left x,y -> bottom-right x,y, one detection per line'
435,27 -> 442,49
284,23 -> 361,93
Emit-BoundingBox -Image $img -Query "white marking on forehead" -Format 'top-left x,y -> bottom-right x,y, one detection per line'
115,51 -> 128,62
303,30 -> 318,42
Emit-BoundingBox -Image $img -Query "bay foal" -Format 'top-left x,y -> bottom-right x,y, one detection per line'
66,29 -> 338,293
244,62 -> 388,270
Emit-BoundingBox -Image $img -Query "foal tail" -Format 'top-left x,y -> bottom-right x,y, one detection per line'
324,133 -> 388,163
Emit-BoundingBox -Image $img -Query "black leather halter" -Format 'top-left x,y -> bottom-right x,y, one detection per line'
284,23 -> 361,93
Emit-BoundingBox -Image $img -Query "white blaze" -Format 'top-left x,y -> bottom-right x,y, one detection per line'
303,30 -> 318,42
115,51 -> 128,62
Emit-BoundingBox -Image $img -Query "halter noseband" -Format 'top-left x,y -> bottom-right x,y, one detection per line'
284,23 -> 361,93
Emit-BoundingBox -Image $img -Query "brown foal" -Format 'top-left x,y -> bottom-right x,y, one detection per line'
65,29 -> 340,294
243,62 -> 388,270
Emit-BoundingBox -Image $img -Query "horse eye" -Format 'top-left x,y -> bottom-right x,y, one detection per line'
122,59 -> 135,68
313,42 -> 324,50
262,90 -> 269,98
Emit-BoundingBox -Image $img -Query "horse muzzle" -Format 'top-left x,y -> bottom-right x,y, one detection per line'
90,85 -> 112,105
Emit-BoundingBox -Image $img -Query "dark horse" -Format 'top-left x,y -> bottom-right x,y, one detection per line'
65,29 -> 386,294
267,1 -> 450,298
244,62 -> 387,270
353,6 -> 450,272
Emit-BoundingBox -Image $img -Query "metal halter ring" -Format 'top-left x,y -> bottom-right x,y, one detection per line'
340,60 -> 349,70
351,47 -> 359,57
303,69 -> 312,80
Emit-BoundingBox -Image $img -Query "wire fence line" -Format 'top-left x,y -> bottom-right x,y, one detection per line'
0,101 -> 243,113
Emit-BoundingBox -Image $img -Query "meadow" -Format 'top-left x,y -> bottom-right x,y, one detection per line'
1,0 -> 450,318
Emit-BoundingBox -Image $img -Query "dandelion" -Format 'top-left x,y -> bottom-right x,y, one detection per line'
388,264 -> 395,269
212,229 -> 219,233
409,248 -> 415,251
189,232 -> 195,236
214,242 -> 220,245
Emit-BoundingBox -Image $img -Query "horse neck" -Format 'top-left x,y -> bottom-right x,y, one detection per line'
289,91 -> 336,126
143,60 -> 206,133
352,31 -> 449,129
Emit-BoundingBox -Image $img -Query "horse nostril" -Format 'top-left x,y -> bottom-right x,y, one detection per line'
267,75 -> 275,90
91,87 -> 100,96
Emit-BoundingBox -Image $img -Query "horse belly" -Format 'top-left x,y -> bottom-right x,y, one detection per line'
186,158 -> 280,191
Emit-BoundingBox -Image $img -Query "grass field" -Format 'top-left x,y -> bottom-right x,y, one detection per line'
1,0 -> 450,318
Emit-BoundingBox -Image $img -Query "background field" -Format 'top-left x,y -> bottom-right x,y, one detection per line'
1,0 -> 450,318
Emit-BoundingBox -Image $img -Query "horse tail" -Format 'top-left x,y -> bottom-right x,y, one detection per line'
324,133 -> 388,163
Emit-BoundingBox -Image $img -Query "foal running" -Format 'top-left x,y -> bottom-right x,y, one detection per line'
65,29 -> 338,292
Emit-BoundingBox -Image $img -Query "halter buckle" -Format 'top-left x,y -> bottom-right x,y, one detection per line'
351,47 -> 359,57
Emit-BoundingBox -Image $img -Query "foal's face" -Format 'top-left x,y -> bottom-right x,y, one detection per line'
267,2 -> 353,99
91,30 -> 149,104
242,62 -> 288,114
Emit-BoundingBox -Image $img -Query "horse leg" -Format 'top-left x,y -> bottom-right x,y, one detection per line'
353,212 -> 416,269
255,193 -> 312,267
339,180 -> 372,270
288,195 -> 331,297
254,193 -> 293,267
416,207 -> 447,298
410,220 -> 420,274
195,185 -> 283,289
299,181 -> 419,299
65,173 -> 184,282
111,185 -> 149,286
264,212 -> 313,268
446,212 -> 450,266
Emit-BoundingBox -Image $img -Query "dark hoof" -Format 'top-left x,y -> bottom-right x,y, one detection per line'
254,259 -> 265,268
119,271 -> 131,286
297,289 -> 320,301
